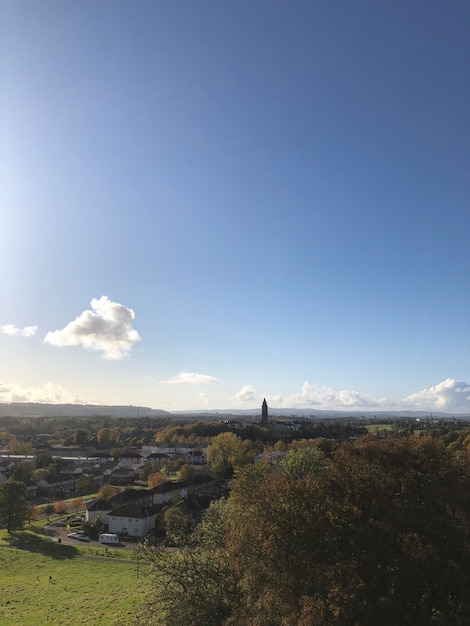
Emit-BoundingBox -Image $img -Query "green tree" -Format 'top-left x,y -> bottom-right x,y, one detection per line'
278,443 -> 324,479
34,453 -> 53,469
74,428 -> 89,446
75,474 -> 96,495
11,461 -> 34,483
32,468 -> 48,482
0,479 -> 28,532
136,500 -> 238,626
163,506 -> 191,545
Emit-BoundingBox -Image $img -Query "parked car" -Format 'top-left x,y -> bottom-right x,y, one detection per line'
68,532 -> 91,542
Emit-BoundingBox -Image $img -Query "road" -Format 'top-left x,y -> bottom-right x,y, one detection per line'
44,519 -> 138,551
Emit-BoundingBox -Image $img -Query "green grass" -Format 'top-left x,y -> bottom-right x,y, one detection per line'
0,525 -> 146,625
365,424 -> 394,433
0,548 -> 145,625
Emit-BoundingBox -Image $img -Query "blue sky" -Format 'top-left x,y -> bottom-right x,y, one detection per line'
1,1 -> 469,412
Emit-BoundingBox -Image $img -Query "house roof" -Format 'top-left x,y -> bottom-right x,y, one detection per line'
110,503 -> 154,518
150,480 -> 188,494
108,488 -> 151,508
87,498 -> 113,512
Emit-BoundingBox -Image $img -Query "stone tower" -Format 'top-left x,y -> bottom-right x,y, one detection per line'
261,398 -> 268,424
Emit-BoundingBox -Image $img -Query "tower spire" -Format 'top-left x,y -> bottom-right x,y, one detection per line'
261,398 -> 268,424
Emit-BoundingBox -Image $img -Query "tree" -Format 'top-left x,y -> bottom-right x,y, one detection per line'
97,427 -> 121,447
148,472 -> 167,489
163,506 -> 191,545
0,480 -> 28,532
96,428 -> 113,446
32,468 -> 48,482
74,429 -> 89,446
177,464 -> 194,482
207,432 -> 253,476
34,453 -> 53,469
26,504 -> 40,524
278,443 -> 324,479
44,503 -> 54,521
54,500 -> 67,516
11,461 -> 34,483
224,436 -> 470,625
136,500 -> 238,626
75,474 -> 96,495
70,497 -> 85,513
97,484 -> 119,500
137,435 -> 470,625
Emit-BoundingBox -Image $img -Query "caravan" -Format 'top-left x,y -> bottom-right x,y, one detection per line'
98,533 -> 119,544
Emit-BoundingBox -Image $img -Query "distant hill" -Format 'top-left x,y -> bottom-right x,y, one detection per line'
0,402 -> 468,420
0,403 -> 171,419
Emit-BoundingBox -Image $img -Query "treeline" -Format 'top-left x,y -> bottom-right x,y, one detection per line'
154,419 -> 368,445
136,435 -> 470,626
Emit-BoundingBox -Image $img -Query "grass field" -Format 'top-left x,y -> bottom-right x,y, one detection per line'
0,525 -> 147,625
365,423 -> 394,433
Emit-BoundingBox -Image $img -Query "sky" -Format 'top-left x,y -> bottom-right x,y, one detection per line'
1,1 -> 469,413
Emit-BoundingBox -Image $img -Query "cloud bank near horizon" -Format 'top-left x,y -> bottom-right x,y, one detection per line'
44,296 -> 140,360
263,378 -> 470,413
0,382 -> 86,404
0,378 -> 468,414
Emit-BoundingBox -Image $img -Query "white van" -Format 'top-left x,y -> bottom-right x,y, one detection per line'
98,533 -> 119,544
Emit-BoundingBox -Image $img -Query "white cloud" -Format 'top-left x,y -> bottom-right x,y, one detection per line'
403,378 -> 470,412
0,382 -> 86,404
198,392 -> 211,405
263,378 -> 470,414
44,296 -> 140,360
160,372 -> 219,385
269,381 -> 387,409
2,324 -> 38,337
235,385 -> 256,402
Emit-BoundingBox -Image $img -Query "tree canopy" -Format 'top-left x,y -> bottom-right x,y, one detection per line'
137,435 -> 470,626
0,479 -> 28,533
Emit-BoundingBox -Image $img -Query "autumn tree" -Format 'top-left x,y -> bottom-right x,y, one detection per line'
97,427 -> 121,447
177,463 -> 194,482
70,497 -> 85,513
138,435 -> 470,626
224,436 -> 470,625
26,504 -> 40,524
97,484 -> 119,500
54,500 -> 67,516
0,479 -> 28,532
148,472 -> 167,489
207,432 -> 254,476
